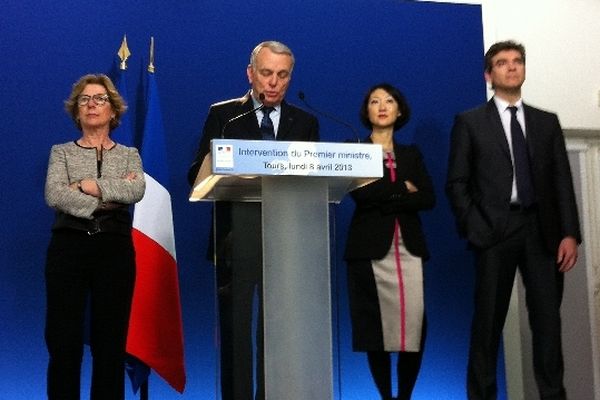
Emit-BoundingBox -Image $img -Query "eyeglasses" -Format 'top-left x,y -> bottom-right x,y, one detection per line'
77,94 -> 110,107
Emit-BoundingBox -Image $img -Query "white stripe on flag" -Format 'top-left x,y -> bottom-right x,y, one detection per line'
132,173 -> 176,259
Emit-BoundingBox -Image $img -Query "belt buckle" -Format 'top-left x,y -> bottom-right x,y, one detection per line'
87,220 -> 101,235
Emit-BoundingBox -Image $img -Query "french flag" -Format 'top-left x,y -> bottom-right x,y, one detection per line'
126,70 -> 186,393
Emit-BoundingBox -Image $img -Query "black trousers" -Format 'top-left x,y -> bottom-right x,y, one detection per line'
467,210 -> 566,400
216,203 -> 264,400
45,230 -> 135,400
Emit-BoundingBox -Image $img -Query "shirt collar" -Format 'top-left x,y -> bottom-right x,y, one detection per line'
493,96 -> 523,113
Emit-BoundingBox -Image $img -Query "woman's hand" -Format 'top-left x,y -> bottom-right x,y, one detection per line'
404,180 -> 418,193
76,179 -> 101,197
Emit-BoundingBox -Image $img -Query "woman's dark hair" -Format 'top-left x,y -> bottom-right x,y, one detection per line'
359,83 -> 410,131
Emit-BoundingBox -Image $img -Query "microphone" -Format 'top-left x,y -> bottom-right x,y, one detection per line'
221,93 -> 265,138
297,91 -> 360,142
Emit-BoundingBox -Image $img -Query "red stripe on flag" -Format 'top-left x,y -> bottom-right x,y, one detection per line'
127,229 -> 185,393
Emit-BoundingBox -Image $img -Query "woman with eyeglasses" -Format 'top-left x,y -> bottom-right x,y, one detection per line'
44,74 -> 145,399
344,83 -> 435,400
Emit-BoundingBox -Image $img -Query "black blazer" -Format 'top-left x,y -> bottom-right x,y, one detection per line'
187,92 -> 320,260
445,99 -> 581,251
344,140 -> 435,261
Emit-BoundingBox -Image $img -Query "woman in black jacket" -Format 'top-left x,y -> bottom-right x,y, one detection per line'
344,83 -> 435,400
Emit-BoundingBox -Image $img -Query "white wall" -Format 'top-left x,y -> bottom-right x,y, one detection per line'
422,0 -> 600,129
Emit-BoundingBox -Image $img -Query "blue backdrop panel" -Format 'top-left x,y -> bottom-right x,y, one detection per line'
0,0 -> 495,398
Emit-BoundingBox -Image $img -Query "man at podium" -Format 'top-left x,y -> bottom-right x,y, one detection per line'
187,40 -> 319,400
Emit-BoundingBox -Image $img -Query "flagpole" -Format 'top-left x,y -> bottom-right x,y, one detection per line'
140,381 -> 148,400
148,36 -> 155,73
138,36 -> 154,400
137,36 -> 154,400
118,35 -> 150,400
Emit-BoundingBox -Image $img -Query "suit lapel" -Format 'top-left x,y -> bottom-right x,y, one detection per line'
522,103 -> 537,161
237,92 -> 261,139
276,101 -> 295,141
486,99 -> 511,159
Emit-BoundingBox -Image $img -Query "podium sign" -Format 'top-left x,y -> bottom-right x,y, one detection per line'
189,139 -> 382,400
189,139 -> 382,202
212,139 -> 381,176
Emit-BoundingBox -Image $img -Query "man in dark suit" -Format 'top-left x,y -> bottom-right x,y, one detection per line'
445,40 -> 580,400
188,41 -> 319,400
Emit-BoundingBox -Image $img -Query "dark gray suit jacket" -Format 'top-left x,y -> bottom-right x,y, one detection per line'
188,92 -> 319,183
445,99 -> 581,251
187,92 -> 320,260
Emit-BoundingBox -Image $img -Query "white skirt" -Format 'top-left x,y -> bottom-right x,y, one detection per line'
371,221 -> 424,352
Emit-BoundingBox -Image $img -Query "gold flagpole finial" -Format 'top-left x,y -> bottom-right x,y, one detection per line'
148,37 -> 155,73
117,34 -> 131,70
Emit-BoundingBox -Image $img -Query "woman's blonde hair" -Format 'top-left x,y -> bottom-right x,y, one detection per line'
64,73 -> 127,131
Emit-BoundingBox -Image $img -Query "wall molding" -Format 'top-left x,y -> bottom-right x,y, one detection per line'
565,129 -> 600,393
504,128 -> 600,399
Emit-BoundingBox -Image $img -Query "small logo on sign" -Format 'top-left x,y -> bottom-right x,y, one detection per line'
215,144 -> 234,169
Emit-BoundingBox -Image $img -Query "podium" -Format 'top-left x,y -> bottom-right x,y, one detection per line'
190,139 -> 382,400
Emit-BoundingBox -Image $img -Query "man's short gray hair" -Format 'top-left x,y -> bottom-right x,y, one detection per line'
249,41 -> 295,73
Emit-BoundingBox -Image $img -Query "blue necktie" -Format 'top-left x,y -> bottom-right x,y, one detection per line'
260,107 -> 275,140
508,106 -> 534,207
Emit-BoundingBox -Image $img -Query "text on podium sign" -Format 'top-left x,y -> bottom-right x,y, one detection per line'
212,139 -> 383,177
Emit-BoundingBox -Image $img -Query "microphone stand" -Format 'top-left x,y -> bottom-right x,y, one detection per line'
221,93 -> 266,138
297,91 -> 360,142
